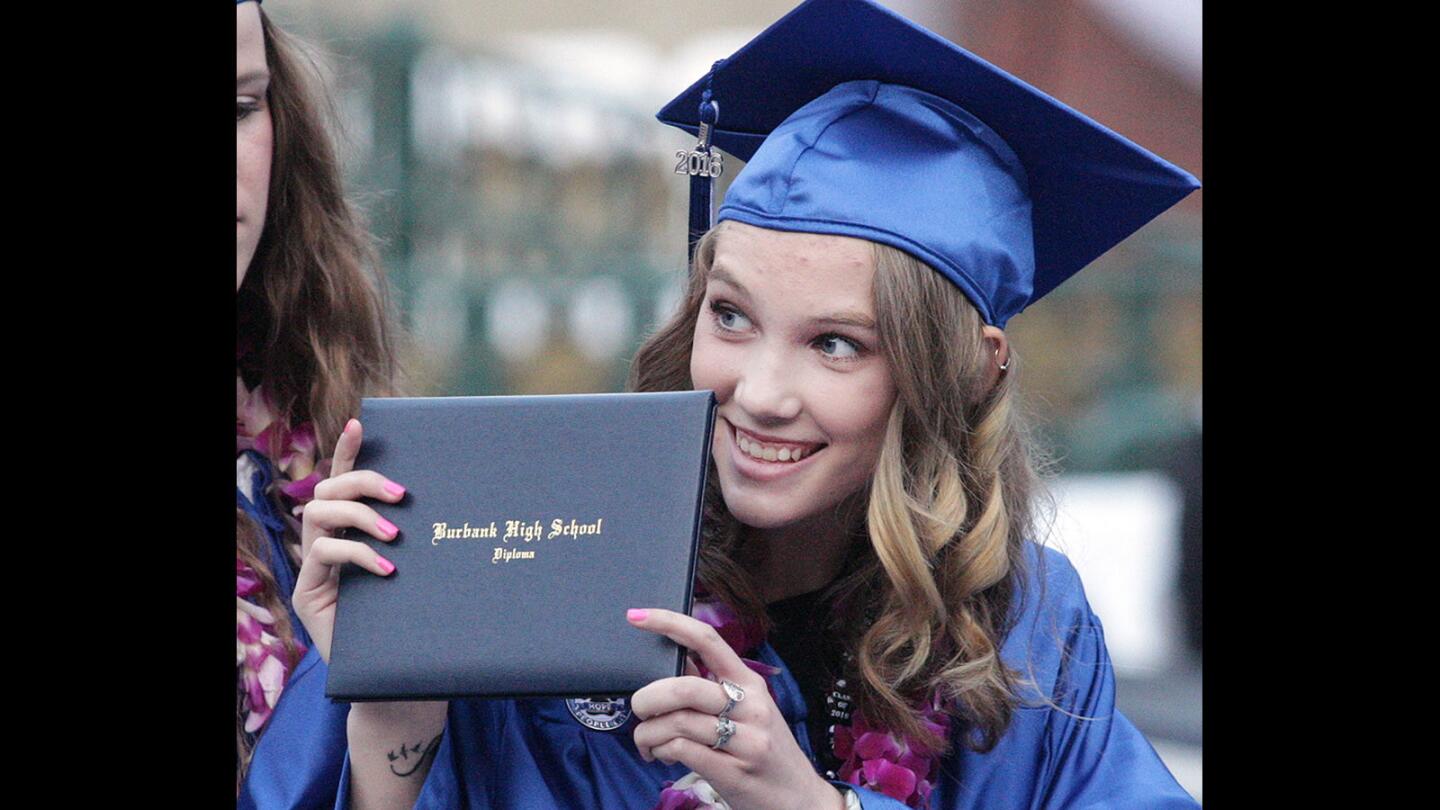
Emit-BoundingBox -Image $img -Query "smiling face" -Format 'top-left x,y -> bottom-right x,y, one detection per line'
689,222 -> 898,531
236,2 -> 272,291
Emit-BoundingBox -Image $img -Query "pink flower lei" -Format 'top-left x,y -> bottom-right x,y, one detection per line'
237,376 -> 331,512
237,375 -> 324,736
237,561 -> 306,734
832,696 -> 951,807
653,600 -> 950,810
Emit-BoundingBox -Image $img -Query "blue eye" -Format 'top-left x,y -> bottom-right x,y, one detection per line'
709,301 -> 752,332
817,335 -> 860,359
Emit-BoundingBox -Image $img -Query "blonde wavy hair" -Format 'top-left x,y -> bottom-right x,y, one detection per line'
628,223 -> 1052,754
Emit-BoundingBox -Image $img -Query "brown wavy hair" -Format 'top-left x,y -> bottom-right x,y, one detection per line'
236,8 -> 401,792
628,223 -> 1052,754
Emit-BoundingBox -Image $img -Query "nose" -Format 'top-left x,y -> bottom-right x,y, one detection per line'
732,347 -> 802,424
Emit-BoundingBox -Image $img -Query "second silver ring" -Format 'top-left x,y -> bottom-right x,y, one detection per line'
717,679 -> 746,720
712,716 -> 737,750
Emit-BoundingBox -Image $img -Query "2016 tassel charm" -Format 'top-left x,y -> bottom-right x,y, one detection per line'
679,67 -> 725,265
674,120 -> 725,180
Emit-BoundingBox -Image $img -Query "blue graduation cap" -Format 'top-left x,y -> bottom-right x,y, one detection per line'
657,0 -> 1199,328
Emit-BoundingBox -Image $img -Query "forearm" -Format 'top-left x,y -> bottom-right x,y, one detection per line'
346,701 -> 448,810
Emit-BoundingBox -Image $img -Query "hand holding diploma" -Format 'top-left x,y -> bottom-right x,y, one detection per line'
629,608 -> 847,810
291,417 -> 447,809
292,418 -> 406,664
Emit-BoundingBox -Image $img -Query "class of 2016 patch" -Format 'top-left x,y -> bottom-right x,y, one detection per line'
565,697 -> 632,731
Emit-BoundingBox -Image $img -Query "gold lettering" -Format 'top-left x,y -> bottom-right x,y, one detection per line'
434,521 -> 500,544
547,518 -> 604,539
491,546 -> 537,564
447,518 -> 604,551
504,519 -> 544,543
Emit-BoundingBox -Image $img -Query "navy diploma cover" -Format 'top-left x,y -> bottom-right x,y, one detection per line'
325,391 -> 716,701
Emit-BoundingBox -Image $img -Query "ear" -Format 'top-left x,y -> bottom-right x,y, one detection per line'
981,325 -> 1009,391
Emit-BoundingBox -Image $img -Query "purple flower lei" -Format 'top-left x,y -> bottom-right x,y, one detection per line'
237,376 -> 322,736
237,560 -> 306,734
237,376 -> 331,513
832,695 -> 951,808
652,600 -> 949,810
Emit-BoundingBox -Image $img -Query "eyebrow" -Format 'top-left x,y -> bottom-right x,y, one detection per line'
813,312 -> 876,330
707,265 -> 749,297
237,69 -> 271,88
708,265 -> 876,330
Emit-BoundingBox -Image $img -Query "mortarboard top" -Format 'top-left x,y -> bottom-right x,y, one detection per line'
656,0 -> 1199,328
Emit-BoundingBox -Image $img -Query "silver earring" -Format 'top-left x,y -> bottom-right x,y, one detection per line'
996,350 -> 1011,372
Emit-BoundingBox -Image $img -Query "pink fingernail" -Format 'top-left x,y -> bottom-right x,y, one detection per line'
384,481 -> 406,497
345,418 -> 359,435
626,609 -> 648,622
377,517 -> 399,537
375,555 -> 395,575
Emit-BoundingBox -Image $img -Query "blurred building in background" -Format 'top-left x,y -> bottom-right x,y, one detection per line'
266,0 -> 1201,798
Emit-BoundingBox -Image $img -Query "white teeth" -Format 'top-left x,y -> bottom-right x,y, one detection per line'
736,430 -> 814,463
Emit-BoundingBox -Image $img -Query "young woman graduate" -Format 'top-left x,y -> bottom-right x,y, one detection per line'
279,0 -> 1200,807
236,0 -> 399,802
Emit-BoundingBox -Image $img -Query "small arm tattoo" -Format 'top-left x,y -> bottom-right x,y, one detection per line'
387,733 -> 442,777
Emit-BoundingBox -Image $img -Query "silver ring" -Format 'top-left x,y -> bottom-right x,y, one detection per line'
712,716 -> 736,750
718,680 -> 745,719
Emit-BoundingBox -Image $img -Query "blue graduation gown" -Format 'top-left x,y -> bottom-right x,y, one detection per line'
298,545 -> 1196,809
237,451 -> 352,809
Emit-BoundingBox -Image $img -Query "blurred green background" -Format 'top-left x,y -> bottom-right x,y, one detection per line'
267,0 -> 1202,476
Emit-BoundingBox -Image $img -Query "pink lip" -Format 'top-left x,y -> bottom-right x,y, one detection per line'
723,419 -> 824,482
730,423 -> 824,451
